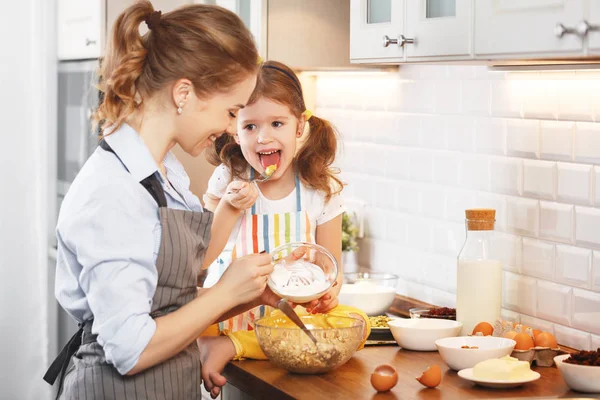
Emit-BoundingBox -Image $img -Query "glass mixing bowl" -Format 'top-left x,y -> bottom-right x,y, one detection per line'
254,313 -> 365,374
268,242 -> 339,303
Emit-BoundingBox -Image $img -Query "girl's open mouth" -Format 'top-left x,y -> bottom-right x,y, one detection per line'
258,150 -> 281,170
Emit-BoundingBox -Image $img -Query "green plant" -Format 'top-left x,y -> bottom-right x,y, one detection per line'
342,212 -> 359,252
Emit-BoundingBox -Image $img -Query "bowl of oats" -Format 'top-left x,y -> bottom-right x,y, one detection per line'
254,313 -> 365,374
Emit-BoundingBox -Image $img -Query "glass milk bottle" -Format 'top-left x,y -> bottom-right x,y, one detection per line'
456,209 -> 502,336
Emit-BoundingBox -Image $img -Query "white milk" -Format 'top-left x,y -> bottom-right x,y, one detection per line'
456,259 -> 502,336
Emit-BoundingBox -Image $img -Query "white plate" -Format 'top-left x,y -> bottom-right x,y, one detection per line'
457,368 -> 540,388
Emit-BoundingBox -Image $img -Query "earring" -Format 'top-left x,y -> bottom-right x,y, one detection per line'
177,102 -> 184,114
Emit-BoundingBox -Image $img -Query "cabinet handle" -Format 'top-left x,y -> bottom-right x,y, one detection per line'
85,38 -> 97,46
382,35 -> 398,47
576,20 -> 600,37
555,23 -> 578,38
382,35 -> 416,48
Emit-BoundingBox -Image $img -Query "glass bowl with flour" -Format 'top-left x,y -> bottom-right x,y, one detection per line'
268,242 -> 339,303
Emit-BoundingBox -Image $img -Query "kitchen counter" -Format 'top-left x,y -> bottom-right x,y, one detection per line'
223,346 -> 595,399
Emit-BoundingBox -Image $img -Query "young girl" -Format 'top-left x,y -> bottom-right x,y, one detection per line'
198,61 -> 370,398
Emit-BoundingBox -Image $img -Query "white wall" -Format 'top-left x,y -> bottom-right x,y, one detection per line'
317,65 -> 600,351
0,0 -> 55,398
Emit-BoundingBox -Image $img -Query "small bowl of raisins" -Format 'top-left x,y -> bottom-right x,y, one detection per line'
409,307 -> 456,321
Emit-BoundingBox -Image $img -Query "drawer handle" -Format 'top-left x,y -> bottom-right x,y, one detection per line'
555,23 -> 578,38
382,34 -> 415,48
85,38 -> 97,46
576,20 -> 600,37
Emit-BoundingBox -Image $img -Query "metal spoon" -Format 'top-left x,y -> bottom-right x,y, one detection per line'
276,299 -> 320,346
226,169 -> 275,194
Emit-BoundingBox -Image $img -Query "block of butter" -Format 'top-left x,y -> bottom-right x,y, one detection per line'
473,356 -> 533,381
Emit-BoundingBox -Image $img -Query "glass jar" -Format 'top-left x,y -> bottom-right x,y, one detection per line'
456,209 -> 502,336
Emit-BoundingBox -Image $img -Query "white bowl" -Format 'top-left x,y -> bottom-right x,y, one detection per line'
435,336 -> 516,371
338,282 -> 396,316
388,318 -> 462,351
555,354 -> 600,393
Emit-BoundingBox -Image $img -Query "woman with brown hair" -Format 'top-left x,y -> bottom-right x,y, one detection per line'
44,2 -> 275,399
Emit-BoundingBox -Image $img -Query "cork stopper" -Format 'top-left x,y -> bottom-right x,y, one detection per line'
465,208 -> 496,231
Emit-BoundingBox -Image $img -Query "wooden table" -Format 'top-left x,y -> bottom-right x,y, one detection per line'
224,346 -> 596,400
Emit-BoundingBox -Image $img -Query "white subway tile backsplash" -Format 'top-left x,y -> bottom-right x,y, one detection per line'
434,80 -> 462,115
374,179 -> 397,210
594,252 -> 600,292
490,157 -> 522,196
393,114 -> 421,147
446,116 -> 475,153
491,80 -> 523,118
507,197 -> 539,237
406,218 -> 433,252
421,115 -> 447,149
555,245 -> 591,289
462,80 -> 491,116
575,122 -> 600,164
557,163 -> 592,205
433,222 -> 464,257
409,151 -> 434,182
523,160 -> 556,200
539,202 -> 574,243
539,121 -> 574,161
395,182 -> 420,214
576,207 -> 600,249
433,153 -> 459,186
572,289 -> 600,335
503,272 -> 537,315
386,147 -> 411,181
522,238 -> 554,280
474,117 -> 506,155
536,280 -> 571,326
319,68 -> 600,341
419,186 -> 446,219
491,232 -> 522,273
445,189 -> 477,223
459,155 -> 490,191
554,324 -> 592,351
507,119 -> 539,159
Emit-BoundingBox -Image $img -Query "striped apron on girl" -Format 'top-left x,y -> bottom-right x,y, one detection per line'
218,171 -> 314,331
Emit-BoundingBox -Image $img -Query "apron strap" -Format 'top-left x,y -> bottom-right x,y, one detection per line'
99,139 -> 167,208
249,167 -> 302,214
43,324 -> 84,398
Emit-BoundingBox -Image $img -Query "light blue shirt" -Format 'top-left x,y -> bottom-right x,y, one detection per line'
55,123 -> 203,375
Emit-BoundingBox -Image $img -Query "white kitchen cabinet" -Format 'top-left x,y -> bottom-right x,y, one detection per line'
350,0 -> 406,62
474,0 -> 585,58
405,0 -> 472,60
588,1 -> 600,53
57,0 -> 104,60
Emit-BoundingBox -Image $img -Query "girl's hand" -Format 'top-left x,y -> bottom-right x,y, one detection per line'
223,181 -> 258,211
306,279 -> 341,314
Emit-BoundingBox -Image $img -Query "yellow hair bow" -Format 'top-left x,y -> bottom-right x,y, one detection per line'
257,56 -> 264,65
303,110 -> 313,120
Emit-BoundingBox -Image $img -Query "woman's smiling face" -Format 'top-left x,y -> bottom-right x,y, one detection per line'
236,97 -> 303,180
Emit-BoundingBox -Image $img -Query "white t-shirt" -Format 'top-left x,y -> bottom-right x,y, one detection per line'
205,164 -> 346,249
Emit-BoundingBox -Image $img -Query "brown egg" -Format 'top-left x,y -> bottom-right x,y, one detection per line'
416,364 -> 442,388
534,332 -> 558,349
503,330 -> 518,340
371,364 -> 398,392
532,329 -> 542,340
513,332 -> 535,350
472,322 -> 493,336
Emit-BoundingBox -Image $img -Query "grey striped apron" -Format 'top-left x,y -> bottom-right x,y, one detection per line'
44,140 -> 213,399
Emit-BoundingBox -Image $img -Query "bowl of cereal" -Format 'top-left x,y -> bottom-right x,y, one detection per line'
254,313 -> 365,374
268,242 -> 339,303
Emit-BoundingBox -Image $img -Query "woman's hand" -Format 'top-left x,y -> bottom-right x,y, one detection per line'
215,253 -> 273,306
222,181 -> 258,211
